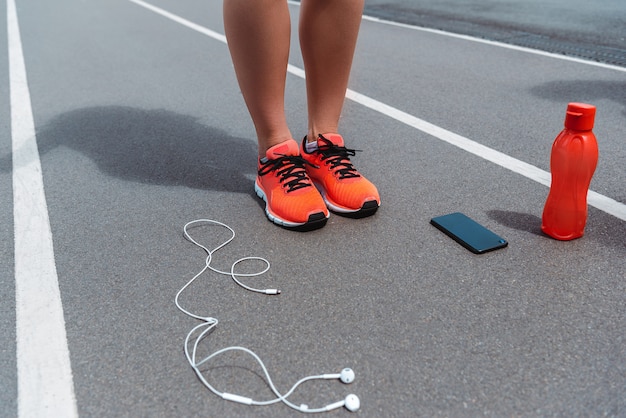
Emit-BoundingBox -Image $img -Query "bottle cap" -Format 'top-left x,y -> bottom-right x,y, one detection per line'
564,102 -> 595,131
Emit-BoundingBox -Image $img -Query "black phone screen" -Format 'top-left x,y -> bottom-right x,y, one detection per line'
430,212 -> 508,254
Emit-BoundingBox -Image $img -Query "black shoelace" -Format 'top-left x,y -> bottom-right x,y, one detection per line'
315,135 -> 362,179
258,154 -> 314,192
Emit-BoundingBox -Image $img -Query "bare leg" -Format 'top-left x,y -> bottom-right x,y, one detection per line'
223,0 -> 293,157
299,0 -> 365,141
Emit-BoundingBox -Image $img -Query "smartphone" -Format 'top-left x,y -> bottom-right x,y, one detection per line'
430,212 -> 508,254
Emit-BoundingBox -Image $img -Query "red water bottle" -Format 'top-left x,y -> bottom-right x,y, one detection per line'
541,103 -> 598,240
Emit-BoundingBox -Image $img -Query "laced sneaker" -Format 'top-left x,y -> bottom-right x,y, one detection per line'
255,139 -> 329,231
300,134 -> 380,218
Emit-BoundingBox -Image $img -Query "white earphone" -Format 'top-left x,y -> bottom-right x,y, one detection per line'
218,369 -> 360,413
322,394 -> 361,412
323,368 -> 356,384
177,220 -> 361,413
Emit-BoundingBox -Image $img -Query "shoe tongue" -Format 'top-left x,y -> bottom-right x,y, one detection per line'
266,139 -> 299,159
319,133 -> 344,147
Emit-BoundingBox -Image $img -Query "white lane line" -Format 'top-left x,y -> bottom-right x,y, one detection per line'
359,15 -> 626,74
8,0 -> 79,416
128,0 -> 226,43
344,90 -> 626,221
128,0 -> 626,222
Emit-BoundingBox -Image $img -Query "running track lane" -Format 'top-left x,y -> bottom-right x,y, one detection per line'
129,0 -> 626,221
8,1 -> 626,416
8,0 -> 79,415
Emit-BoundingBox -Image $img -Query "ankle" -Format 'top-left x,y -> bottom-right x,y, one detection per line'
259,137 -> 294,158
306,131 -> 339,143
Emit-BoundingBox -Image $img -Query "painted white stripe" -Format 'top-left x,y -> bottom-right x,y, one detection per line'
359,15 -> 626,74
346,89 -> 552,186
344,90 -> 626,221
128,0 -> 626,222
8,0 -> 79,416
128,0 -> 226,43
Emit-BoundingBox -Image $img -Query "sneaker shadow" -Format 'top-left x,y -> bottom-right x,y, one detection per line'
3,106 -> 258,194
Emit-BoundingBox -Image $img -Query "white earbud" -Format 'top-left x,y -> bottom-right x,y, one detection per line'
324,394 -> 360,412
322,368 -> 355,384
344,394 -> 360,412
339,368 -> 355,384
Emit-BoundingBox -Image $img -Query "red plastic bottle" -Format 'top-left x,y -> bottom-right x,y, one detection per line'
541,103 -> 598,240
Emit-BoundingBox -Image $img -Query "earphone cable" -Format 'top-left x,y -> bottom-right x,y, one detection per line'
177,219 -> 354,413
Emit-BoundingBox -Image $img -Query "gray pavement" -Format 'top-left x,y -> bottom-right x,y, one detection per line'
2,0 -> 625,417
364,0 -> 626,66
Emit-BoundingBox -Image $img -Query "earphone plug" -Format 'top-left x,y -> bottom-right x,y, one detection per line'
264,289 -> 281,295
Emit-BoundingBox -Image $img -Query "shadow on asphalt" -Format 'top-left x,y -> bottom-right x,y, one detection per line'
5,106 -> 258,194
530,80 -> 626,117
487,209 -> 626,249
487,210 -> 544,236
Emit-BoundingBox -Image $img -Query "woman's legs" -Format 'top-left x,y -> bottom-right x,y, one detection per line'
223,0 -> 377,225
299,0 -> 365,141
298,0 -> 379,217
223,0 -> 364,151
224,0 -> 329,230
223,0 -> 293,157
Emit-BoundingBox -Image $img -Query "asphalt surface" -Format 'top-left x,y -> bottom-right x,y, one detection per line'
364,0 -> 626,66
2,0 -> 625,417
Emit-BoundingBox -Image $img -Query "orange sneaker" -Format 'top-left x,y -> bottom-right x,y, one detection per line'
255,139 -> 329,231
300,134 -> 380,218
